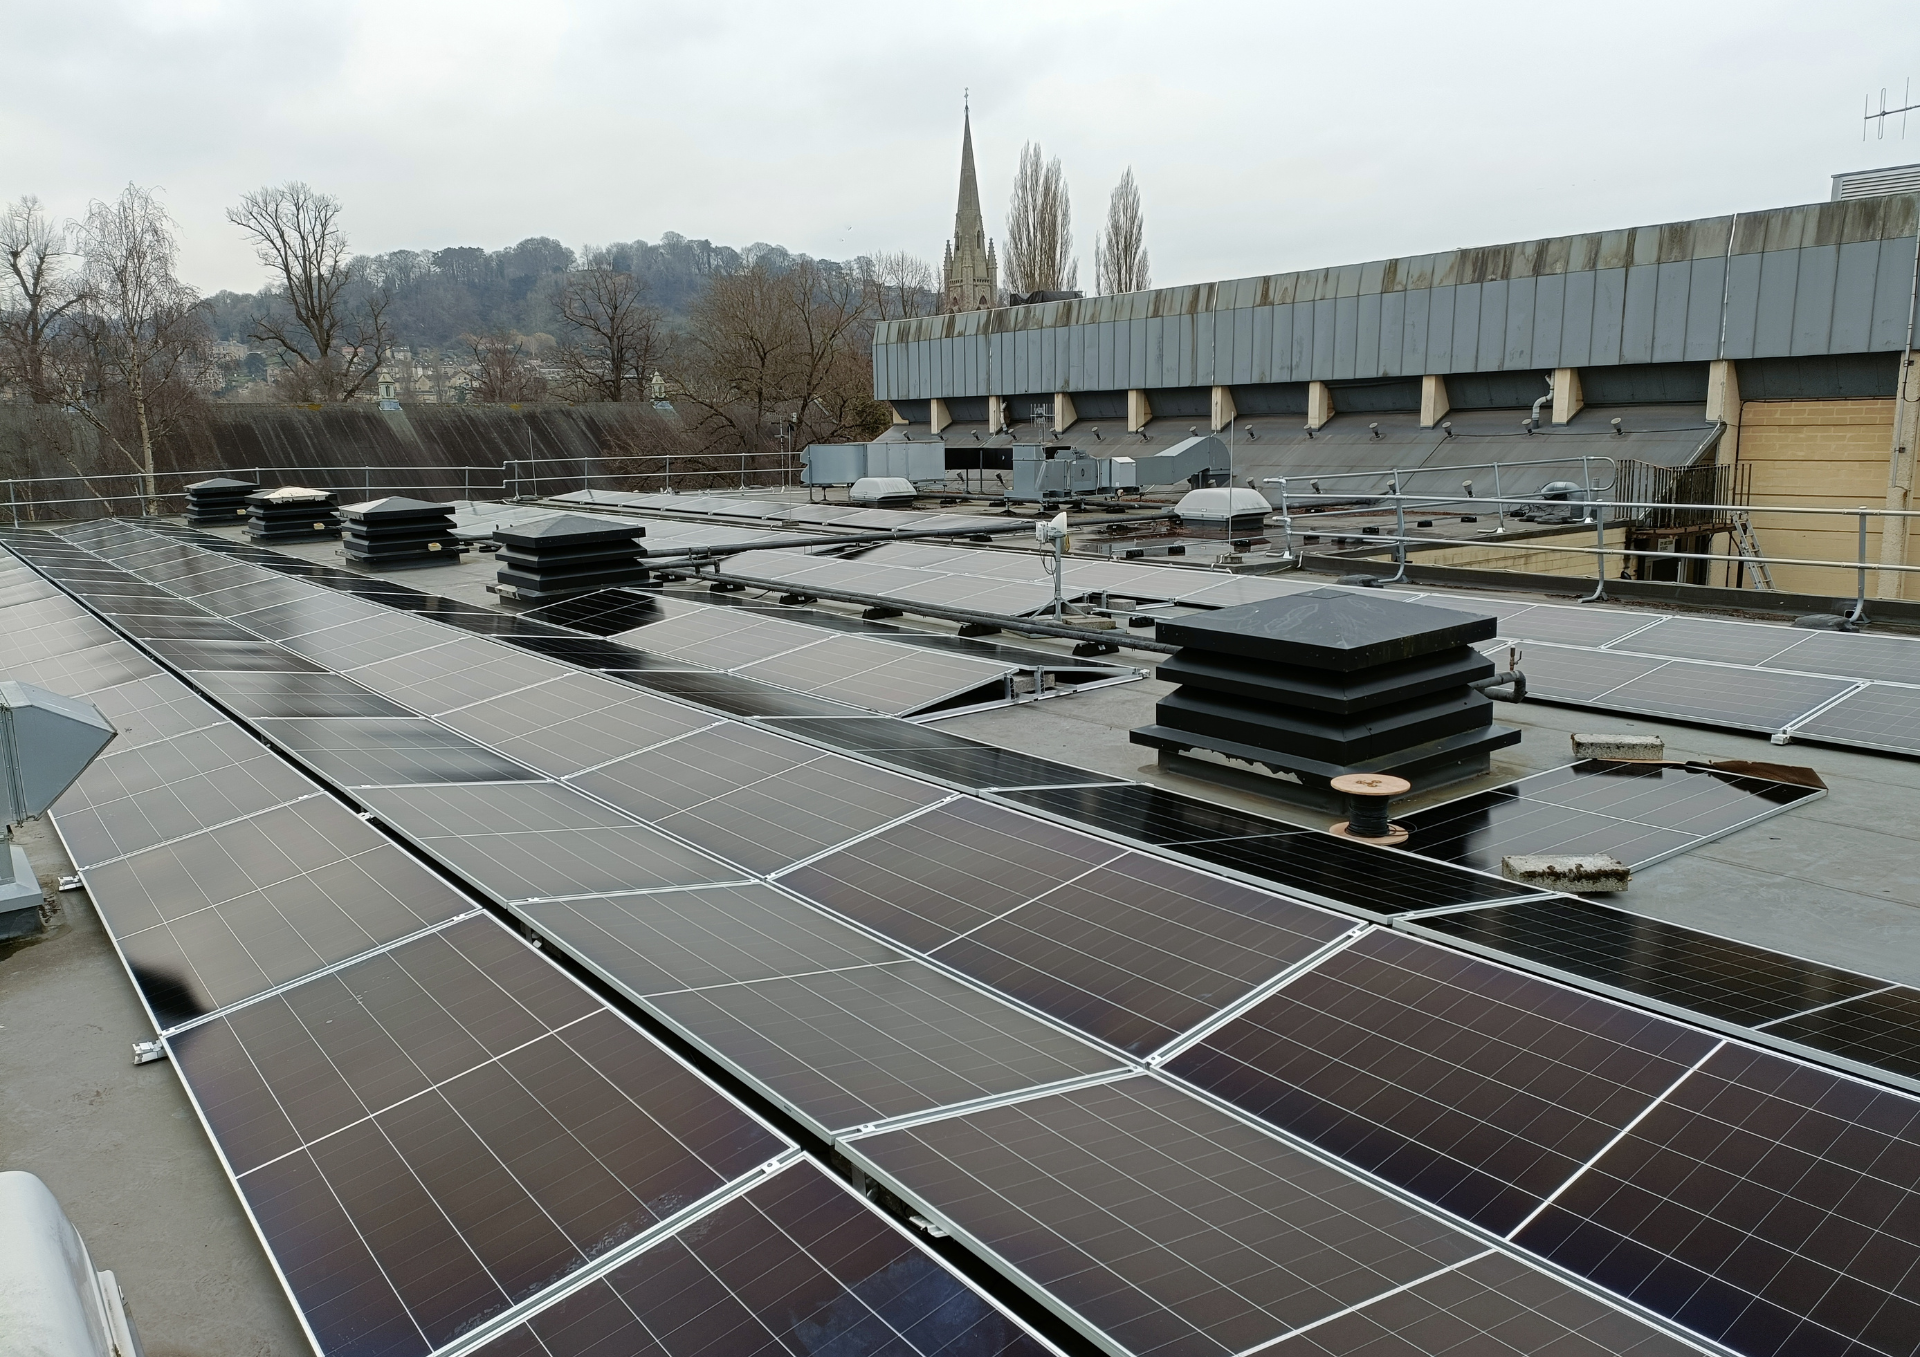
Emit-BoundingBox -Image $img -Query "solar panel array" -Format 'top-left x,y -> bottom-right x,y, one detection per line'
0,536 -> 1053,1357
716,541 -> 1323,614
9,519 -> 1920,1355
548,489 -> 1010,537
1381,588 -> 1920,755
1397,758 -> 1825,872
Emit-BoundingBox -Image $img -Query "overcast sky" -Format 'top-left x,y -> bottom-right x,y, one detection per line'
6,0 -> 1916,296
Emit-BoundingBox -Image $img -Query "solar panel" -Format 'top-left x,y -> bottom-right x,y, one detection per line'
612,609 -> 822,670
928,851 -> 1354,1055
1166,929 -> 1716,1234
996,783 -> 1525,913
359,781 -> 746,902
1407,897 -> 1889,1029
848,1075 -> 1491,1357
349,638 -> 571,713
81,672 -> 225,750
735,635 -> 1012,715
1398,760 -> 1824,873
639,958 -> 1125,1135
763,716 -> 1120,790
435,672 -> 718,776
616,668 -> 870,719
778,800 -> 1126,953
54,726 -> 317,868
1512,1043 -> 1920,1356
255,716 -> 545,787
469,1160 -> 1056,1357
190,668 -> 421,718
571,724 -> 947,875
1273,1250 -> 1700,1357
169,916 -> 788,1357
83,796 -> 476,1029
1760,985 -> 1920,1081
145,637 -> 328,673
1786,681 -> 1920,755
1589,662 -> 1855,731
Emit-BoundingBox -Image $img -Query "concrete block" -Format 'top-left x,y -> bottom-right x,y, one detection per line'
1501,854 -> 1632,892
1571,733 -> 1665,761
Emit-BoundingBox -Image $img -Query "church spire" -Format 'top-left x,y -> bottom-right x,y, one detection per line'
944,99 -> 998,312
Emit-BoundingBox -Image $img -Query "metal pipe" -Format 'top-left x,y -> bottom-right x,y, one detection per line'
667,564 -> 1180,653
1472,670 -> 1527,703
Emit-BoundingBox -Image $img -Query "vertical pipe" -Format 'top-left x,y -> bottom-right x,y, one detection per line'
1387,471 -> 1408,583
1491,462 -> 1506,534
1856,508 -> 1870,622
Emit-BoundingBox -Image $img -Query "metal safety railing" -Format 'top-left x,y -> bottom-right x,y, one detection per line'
1257,485 -> 1920,615
1,448 -> 810,527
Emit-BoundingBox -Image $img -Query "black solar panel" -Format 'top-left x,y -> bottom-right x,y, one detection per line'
145,637 -> 327,673
435,672 -> 716,777
778,800 -> 1125,953
83,672 -> 224,750
1409,897 -> 1888,1029
1398,760 -> 1822,873
256,716 -> 542,787
191,668 -> 421,719
643,959 -> 1123,1134
1789,681 -> 1920,756
517,884 -> 900,995
1275,1250 -> 1700,1356
996,783 -> 1526,913
763,715 -> 1120,790
54,726 -> 316,867
1167,929 -> 1716,1234
1760,986 -> 1920,1081
850,1075 -> 1488,1357
573,725 -> 946,875
930,851 -> 1354,1055
170,917 -> 786,1357
358,781 -> 742,902
1513,1044 -> 1920,1357
471,1160 -> 1054,1357
350,640 -> 569,713
275,616 -> 457,670
614,668 -> 868,719
84,797 -> 475,1028
517,588 -> 675,635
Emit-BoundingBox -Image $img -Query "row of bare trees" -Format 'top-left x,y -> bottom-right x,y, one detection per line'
1002,146 -> 1149,299
1,188 -> 213,505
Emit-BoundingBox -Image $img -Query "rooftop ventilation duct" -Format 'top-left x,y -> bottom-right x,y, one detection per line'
0,681 -> 115,937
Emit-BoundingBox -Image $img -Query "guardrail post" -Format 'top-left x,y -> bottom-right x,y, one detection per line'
1581,501 -> 1610,602
1851,508 -> 1870,624
7,480 -> 16,527
1386,471 -> 1409,583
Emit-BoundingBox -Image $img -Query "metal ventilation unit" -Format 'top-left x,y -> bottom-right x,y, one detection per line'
0,680 -> 116,938
1831,162 -> 1920,200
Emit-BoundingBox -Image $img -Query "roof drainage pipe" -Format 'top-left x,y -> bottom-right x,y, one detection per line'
1529,374 -> 1554,429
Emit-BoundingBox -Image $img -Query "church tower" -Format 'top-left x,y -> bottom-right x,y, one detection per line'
943,106 -> 998,312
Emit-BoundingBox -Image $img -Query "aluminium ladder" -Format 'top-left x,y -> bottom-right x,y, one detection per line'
1730,513 -> 1775,590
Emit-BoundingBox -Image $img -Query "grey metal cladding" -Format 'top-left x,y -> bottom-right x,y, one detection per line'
875,197 -> 1918,402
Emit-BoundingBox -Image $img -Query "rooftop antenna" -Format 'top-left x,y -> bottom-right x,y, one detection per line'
1864,80 -> 1917,140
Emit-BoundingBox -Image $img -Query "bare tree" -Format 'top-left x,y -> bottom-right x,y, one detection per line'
1,196 -> 89,403
1094,167 -> 1150,296
672,258 -> 889,469
464,330 -> 548,403
73,185 -> 212,509
858,251 -> 938,320
228,182 -> 391,401
1004,142 -> 1077,296
550,259 -> 666,402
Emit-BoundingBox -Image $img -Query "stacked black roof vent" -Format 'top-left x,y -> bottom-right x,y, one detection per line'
184,477 -> 259,526
1131,587 -> 1519,807
245,487 -> 340,541
492,515 -> 648,602
340,497 -> 465,567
